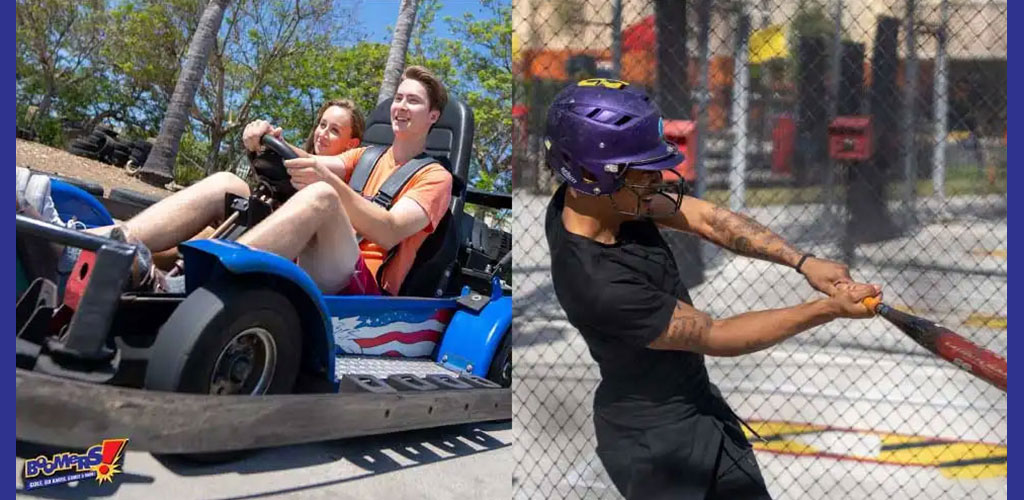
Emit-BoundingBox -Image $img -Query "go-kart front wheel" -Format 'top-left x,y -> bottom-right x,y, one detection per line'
144,280 -> 302,463
145,280 -> 302,395
486,327 -> 512,388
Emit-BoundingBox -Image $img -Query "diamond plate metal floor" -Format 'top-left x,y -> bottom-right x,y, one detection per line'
334,355 -> 459,380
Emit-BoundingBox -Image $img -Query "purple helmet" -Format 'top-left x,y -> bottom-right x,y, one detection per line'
544,79 -> 684,196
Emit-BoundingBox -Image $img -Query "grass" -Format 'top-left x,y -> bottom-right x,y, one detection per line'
703,165 -> 1007,208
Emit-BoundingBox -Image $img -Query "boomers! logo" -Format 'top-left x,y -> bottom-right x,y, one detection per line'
22,439 -> 128,490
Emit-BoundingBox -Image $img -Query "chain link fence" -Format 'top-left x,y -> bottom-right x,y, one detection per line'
511,0 -> 1006,498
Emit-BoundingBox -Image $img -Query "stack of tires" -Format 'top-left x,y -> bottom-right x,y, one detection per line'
66,125 -> 151,169
16,127 -> 37,141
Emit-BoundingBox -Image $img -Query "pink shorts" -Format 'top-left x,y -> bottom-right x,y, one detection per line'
337,256 -> 381,296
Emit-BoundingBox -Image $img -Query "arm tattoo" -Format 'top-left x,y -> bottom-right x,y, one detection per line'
652,302 -> 713,350
706,205 -> 802,267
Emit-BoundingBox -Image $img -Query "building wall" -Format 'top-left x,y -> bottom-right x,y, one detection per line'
513,0 -> 1006,61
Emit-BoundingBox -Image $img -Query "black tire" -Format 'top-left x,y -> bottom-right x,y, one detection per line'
69,138 -> 102,153
486,327 -> 512,388
95,124 -> 118,138
130,148 -> 150,166
112,143 -> 131,155
146,280 -> 302,394
145,281 -> 302,463
78,134 -> 106,150
109,150 -> 130,167
132,140 -> 153,154
110,187 -> 162,209
49,174 -> 105,197
68,146 -> 101,160
97,138 -> 117,162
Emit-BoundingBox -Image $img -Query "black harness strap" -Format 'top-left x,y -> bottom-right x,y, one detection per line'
350,146 -> 444,288
349,145 -> 389,195
370,154 -> 439,208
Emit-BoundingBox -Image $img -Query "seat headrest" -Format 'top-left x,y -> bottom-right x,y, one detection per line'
362,98 -> 474,185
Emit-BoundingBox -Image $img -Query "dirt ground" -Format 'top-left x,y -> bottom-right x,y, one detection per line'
15,139 -> 171,199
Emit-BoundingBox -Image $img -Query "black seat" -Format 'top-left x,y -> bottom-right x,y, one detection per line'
361,98 -> 473,297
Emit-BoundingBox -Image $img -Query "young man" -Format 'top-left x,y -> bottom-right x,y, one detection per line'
543,80 -> 883,499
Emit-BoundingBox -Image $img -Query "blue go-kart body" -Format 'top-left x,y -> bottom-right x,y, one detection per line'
178,238 -> 511,389
49,179 -> 116,229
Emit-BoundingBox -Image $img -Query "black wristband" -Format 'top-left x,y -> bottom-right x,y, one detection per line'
795,253 -> 815,274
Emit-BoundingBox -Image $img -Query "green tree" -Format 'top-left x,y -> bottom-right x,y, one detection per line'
405,0 -> 512,193
253,41 -> 390,142
378,0 -> 422,104
16,0 -> 108,141
110,0 -> 344,177
140,0 -> 232,185
101,0 -> 199,135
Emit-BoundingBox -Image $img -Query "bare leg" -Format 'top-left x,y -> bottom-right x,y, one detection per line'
87,172 -> 250,252
152,225 -> 217,270
238,182 -> 360,293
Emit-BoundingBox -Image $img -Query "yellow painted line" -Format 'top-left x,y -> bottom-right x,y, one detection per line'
879,440 -> 1004,466
881,435 -> 934,446
942,462 -> 1007,480
742,420 -> 1006,478
963,314 -> 1007,330
744,421 -> 824,437
743,421 -> 826,455
970,249 -> 1007,259
756,440 -> 820,454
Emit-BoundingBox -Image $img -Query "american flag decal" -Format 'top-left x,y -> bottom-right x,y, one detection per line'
334,308 -> 455,358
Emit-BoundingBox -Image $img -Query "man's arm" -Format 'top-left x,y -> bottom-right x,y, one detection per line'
320,173 -> 431,250
309,154 -> 349,182
647,282 -> 878,356
660,196 -> 802,267
648,299 -> 835,355
659,196 -> 853,295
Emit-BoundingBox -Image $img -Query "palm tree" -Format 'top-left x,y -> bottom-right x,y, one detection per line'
139,0 -> 231,186
377,0 -> 421,104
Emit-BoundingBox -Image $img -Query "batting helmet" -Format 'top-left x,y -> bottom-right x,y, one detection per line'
544,79 -> 684,197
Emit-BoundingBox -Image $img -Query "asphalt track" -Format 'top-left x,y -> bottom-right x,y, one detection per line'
512,191 -> 1007,500
16,421 -> 511,499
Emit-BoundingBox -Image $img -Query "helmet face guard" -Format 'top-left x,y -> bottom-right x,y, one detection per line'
611,167 -> 688,219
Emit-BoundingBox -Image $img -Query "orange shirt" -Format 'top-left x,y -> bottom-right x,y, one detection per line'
339,146 -> 453,294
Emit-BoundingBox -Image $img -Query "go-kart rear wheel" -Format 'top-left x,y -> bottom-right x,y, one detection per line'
145,280 -> 302,463
486,327 -> 511,388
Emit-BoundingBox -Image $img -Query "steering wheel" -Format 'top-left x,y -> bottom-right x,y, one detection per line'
261,134 -> 298,160
249,134 -> 298,202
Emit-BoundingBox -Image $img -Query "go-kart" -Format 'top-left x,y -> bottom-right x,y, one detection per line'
15,98 -> 512,457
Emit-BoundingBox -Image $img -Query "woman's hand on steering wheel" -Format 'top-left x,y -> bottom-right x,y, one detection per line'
243,120 -> 283,153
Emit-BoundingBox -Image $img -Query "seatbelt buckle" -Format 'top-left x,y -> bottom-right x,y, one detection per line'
372,192 -> 395,207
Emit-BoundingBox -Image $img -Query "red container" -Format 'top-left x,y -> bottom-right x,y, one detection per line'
828,115 -> 873,161
772,114 -> 796,175
662,119 -> 697,182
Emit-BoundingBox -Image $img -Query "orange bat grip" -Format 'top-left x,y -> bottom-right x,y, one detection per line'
862,296 -> 882,311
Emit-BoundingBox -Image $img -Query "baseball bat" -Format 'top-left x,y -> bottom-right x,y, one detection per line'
862,296 -> 1007,392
